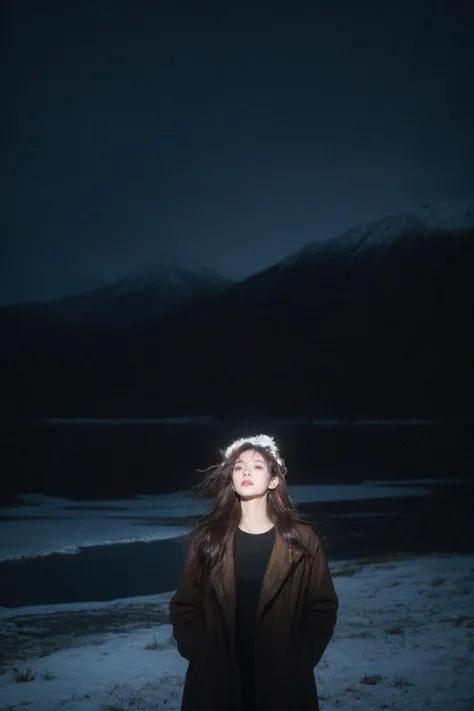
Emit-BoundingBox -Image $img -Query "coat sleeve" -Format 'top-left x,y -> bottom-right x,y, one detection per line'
169,536 -> 206,662
301,530 -> 339,668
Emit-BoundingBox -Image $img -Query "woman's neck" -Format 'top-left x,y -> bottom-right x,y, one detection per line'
239,499 -> 274,534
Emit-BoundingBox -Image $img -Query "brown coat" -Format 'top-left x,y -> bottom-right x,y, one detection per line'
169,523 -> 338,711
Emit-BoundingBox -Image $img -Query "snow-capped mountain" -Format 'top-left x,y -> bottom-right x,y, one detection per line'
218,201 -> 472,308
5,261 -> 234,329
162,201 -> 472,417
279,202 -> 474,268
1,203 -> 472,418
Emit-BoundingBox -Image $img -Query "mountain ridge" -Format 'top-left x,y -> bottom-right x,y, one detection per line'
2,260 -> 234,330
1,203 -> 472,418
277,201 -> 474,270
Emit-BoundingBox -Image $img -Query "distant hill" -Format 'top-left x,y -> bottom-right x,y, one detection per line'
1,204 -> 472,419
152,202 -> 473,418
1,260 -> 234,330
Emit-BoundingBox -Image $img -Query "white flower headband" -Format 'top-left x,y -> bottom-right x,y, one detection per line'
224,434 -> 284,467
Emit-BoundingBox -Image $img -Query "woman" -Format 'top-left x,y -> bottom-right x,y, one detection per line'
169,434 -> 338,711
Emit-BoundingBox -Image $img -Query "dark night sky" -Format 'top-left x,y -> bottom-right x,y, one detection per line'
3,0 -> 474,304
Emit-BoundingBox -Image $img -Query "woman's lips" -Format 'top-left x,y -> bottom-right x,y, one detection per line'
241,481 -> 254,486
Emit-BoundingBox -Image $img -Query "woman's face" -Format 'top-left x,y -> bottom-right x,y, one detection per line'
232,448 -> 278,498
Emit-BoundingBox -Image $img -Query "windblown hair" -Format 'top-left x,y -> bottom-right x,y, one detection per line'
187,442 -> 314,586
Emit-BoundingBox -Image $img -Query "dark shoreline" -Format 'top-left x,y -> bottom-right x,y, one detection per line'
2,531 -> 472,610
1,482 -> 473,609
0,536 -> 188,609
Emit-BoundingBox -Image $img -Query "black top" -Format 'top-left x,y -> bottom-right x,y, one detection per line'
234,525 -> 275,709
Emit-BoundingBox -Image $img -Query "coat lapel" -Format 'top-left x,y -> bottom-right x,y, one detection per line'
211,534 -> 236,643
255,531 -> 302,624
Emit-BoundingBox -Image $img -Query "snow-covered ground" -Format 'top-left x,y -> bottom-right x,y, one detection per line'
1,555 -> 473,711
1,480 -> 472,710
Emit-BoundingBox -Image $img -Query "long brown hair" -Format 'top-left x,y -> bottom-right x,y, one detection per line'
187,441 -> 313,585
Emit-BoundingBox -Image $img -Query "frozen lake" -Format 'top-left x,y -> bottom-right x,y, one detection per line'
0,477 -> 472,608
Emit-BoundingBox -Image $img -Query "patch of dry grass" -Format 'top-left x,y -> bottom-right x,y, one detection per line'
359,673 -> 384,685
390,675 -> 413,689
385,623 -> 405,636
333,565 -> 362,577
12,665 -> 37,683
144,633 -> 175,651
0,602 -> 169,664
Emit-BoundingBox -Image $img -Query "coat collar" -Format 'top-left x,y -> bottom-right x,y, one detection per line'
210,527 -> 303,641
